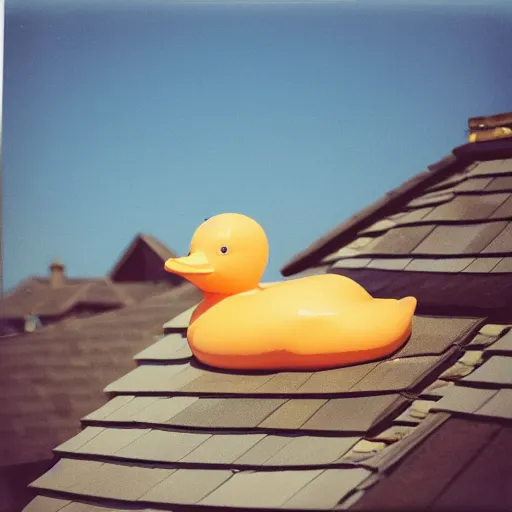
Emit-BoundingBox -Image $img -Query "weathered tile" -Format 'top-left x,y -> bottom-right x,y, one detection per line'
83,396 -> 134,421
347,237 -> 375,250
181,434 -> 265,464
200,469 -> 323,508
454,177 -> 493,192
263,435 -> 359,466
75,428 -> 150,456
23,496 -> 71,512
101,397 -> 161,422
297,363 -> 378,394
394,400 -> 436,424
424,194 -> 509,222
256,372 -> 314,393
167,398 -> 287,429
301,395 -> 407,433
481,222 -> 512,254
396,316 -> 482,357
367,258 -> 412,270
490,196 -> 512,219
404,258 -> 474,273
462,356 -> 512,386
179,371 -> 275,394
431,386 -> 497,415
234,435 -> 295,465
470,159 -> 512,176
55,427 -> 105,453
485,176 -> 512,191
30,459 -> 104,492
130,397 -> 199,424
364,225 -> 436,255
491,257 -> 512,273
361,219 -> 397,235
364,413 -> 449,472
71,462 -> 170,501
116,429 -> 211,462
463,257 -> 502,273
475,389 -> 512,419
142,469 -> 232,504
104,364 -> 189,393
413,222 -> 508,255
480,324 -> 511,337
397,207 -> 435,224
350,355 -> 452,393
133,334 -> 192,361
284,468 -> 372,510
331,258 -> 372,269
366,425 -> 413,444
485,329 -> 512,353
259,400 -> 327,429
323,247 -> 361,263
420,379 -> 455,398
407,192 -> 454,208
163,305 -> 197,331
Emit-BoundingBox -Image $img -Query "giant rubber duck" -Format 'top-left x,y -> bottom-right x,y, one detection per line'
164,213 -> 417,371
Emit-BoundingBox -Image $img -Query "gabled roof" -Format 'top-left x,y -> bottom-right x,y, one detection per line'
23,137 -> 512,511
109,233 -> 179,283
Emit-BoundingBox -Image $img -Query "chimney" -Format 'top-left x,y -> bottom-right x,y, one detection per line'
49,259 -> 65,288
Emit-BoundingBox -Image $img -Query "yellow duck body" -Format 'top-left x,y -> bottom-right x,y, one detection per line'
164,213 -> 417,371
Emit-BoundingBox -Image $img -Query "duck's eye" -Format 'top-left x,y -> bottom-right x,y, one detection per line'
219,246 -> 229,255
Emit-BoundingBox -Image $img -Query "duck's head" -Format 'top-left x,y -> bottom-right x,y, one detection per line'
164,213 -> 269,295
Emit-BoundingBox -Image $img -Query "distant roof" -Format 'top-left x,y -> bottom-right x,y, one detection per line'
1,234 -> 180,320
0,283 -> 202,470
23,136 -> 512,511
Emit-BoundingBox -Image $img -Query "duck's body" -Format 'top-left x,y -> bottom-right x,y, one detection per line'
164,213 -> 417,371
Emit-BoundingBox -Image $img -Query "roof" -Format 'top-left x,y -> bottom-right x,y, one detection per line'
0,283 -> 202,470
23,136 -> 512,511
1,234 -> 180,321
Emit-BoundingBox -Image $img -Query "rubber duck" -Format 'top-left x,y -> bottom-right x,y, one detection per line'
164,213 -> 417,371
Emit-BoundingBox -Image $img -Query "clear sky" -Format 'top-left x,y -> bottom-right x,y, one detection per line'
3,0 -> 512,292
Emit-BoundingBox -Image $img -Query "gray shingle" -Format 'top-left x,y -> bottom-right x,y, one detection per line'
141,469 -> 233,505
234,435 -> 295,465
431,386 -> 497,415
413,222 -> 508,255
163,305 -> 197,332
74,428 -> 149,456
116,429 -> 211,462
167,398 -> 287,429
55,427 -> 105,453
200,469 -> 323,508
259,400 -> 327,429
481,222 -> 512,254
181,433 -> 266,464
485,329 -> 512,353
133,333 -> 192,361
462,356 -> 512,386
284,468 -> 372,510
263,435 -> 360,466
70,462 -> 170,501
300,395 -> 407,432
475,389 -> 512,419
422,194 -> 508,222
22,496 -> 71,512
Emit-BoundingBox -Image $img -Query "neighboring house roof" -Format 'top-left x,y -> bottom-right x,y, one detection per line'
24,136 -> 512,511
0,234 -> 181,322
0,283 -> 202,470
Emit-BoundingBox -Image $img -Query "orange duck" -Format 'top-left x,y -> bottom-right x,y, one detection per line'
164,213 -> 417,371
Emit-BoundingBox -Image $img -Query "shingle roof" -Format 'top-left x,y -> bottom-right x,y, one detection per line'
0,283 -> 202,470
1,234 -> 180,322
23,137 -> 512,511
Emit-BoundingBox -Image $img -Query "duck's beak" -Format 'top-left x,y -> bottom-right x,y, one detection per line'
164,251 -> 213,275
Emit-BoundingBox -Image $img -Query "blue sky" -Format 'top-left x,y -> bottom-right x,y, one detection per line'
3,0 -> 512,292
